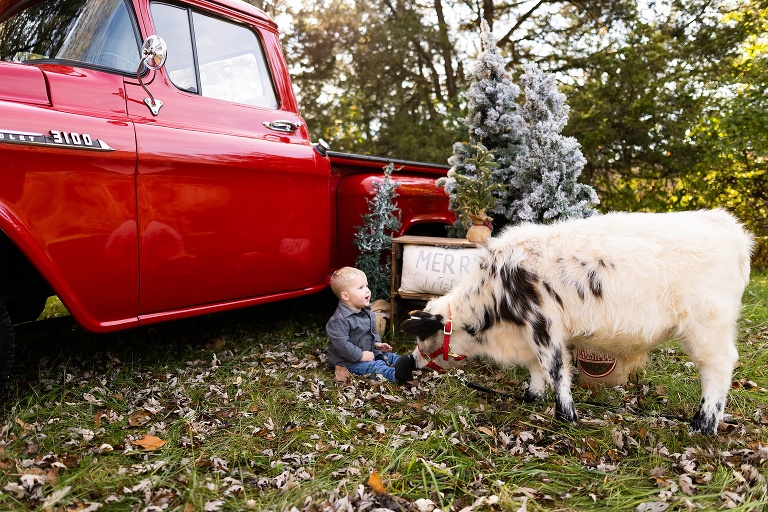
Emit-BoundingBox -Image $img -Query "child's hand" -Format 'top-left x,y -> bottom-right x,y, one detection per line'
374,342 -> 392,352
361,351 -> 375,362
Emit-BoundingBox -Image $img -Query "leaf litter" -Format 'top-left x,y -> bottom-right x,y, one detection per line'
0,301 -> 766,511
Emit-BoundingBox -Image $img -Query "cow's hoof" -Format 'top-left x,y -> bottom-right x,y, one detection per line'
555,403 -> 579,424
523,389 -> 544,403
690,410 -> 717,436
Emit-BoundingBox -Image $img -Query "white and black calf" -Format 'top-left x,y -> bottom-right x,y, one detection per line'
401,209 -> 753,435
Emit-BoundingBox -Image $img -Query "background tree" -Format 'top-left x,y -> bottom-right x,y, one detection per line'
676,3 -> 768,265
563,3 -> 745,211
271,0 -> 766,261
282,0 -> 463,163
562,0 -> 766,262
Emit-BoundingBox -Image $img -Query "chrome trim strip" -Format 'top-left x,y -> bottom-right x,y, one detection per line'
0,129 -> 115,152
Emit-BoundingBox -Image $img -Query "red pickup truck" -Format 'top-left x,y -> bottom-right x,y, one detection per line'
0,0 -> 452,382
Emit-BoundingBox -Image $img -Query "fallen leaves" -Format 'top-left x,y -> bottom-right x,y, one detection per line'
636,502 -> 669,512
637,445 -> 768,510
477,425 -> 495,437
14,418 -> 34,436
731,378 -> 761,390
2,315 -> 766,512
334,365 -> 352,384
1,456 -> 98,511
368,469 -> 386,494
130,434 -> 166,451
39,485 -> 71,510
127,409 -> 153,427
678,474 -> 697,495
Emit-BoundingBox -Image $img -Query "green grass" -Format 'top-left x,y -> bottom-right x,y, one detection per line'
37,295 -> 69,321
1,274 -> 766,511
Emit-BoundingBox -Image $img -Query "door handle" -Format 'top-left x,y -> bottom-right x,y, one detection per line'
263,120 -> 301,133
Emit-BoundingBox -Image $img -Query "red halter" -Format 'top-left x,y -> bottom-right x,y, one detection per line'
418,304 -> 467,372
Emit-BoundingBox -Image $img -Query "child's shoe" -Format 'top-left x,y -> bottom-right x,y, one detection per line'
394,354 -> 416,384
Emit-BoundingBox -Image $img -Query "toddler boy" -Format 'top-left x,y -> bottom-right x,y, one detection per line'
326,267 -> 415,384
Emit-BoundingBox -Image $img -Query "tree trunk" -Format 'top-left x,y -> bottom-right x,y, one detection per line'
434,0 -> 457,101
482,0 -> 494,31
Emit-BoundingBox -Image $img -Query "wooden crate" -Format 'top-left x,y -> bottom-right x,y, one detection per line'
390,235 -> 477,323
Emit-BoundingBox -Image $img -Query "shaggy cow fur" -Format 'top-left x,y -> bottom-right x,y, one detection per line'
401,209 -> 753,435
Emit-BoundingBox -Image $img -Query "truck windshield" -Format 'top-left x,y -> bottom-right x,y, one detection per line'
0,0 -> 139,74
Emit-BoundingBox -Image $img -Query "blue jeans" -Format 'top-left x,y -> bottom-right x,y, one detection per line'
346,352 -> 400,383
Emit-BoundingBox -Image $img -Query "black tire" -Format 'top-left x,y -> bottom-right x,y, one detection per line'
0,299 -> 15,392
5,295 -> 47,324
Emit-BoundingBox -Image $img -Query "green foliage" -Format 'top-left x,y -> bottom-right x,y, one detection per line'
563,4 -> 764,190
437,144 -> 505,227
38,295 -> 69,320
284,0 -> 462,164
680,6 -> 768,267
354,163 -> 401,301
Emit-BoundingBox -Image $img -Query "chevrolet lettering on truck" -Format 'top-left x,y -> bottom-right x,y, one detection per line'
0,0 -> 453,387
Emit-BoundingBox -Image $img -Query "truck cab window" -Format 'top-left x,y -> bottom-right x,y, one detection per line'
148,3 -> 197,93
0,0 -> 140,73
150,2 -> 278,108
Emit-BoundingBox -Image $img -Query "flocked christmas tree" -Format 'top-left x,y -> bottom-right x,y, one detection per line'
354,163 -> 401,301
441,21 -> 523,235
441,24 -> 599,232
508,63 -> 599,222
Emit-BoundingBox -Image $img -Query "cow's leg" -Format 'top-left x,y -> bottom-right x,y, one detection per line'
524,361 -> 546,402
546,345 -> 578,423
531,321 -> 577,423
682,323 -> 739,435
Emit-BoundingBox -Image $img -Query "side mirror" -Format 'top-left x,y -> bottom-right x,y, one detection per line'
136,35 -> 168,115
141,35 -> 167,70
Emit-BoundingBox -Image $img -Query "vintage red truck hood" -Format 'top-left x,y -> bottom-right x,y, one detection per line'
0,62 -> 50,106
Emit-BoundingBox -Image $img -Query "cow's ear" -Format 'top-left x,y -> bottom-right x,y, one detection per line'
400,311 -> 444,340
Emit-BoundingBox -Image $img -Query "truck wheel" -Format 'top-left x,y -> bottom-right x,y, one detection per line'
6,295 -> 47,324
0,299 -> 15,392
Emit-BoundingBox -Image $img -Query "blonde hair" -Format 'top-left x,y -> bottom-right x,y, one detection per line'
330,267 -> 367,298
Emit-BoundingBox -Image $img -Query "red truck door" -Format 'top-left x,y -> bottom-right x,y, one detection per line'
0,0 -> 140,331
126,2 -> 330,316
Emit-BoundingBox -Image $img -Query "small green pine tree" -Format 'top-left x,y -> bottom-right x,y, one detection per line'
354,163 -> 401,301
437,144 -> 506,227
